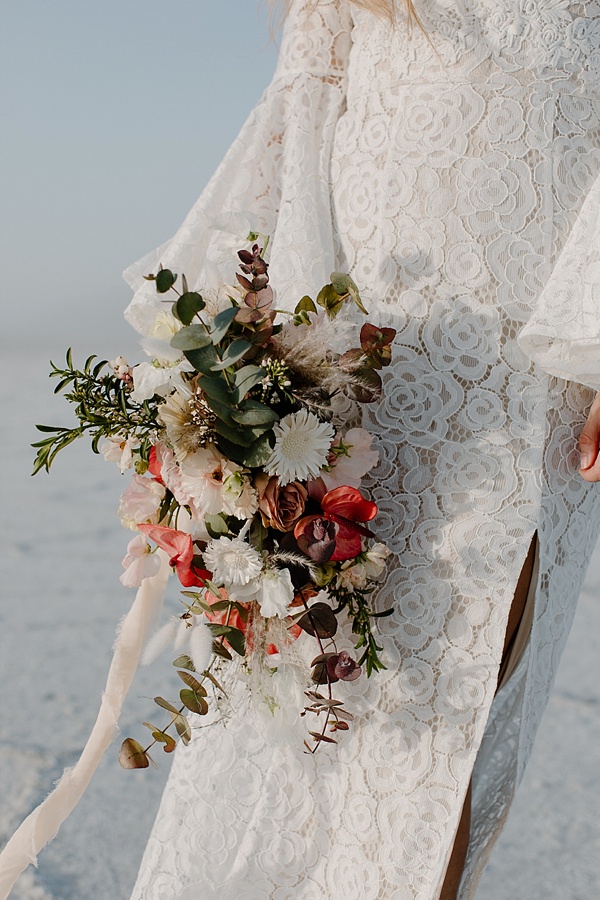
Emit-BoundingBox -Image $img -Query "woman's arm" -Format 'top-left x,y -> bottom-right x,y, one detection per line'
579,392 -> 600,482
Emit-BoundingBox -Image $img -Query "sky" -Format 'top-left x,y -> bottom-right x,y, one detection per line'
1,1 -> 279,355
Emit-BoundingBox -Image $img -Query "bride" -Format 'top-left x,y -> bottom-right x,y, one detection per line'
122,1 -> 600,897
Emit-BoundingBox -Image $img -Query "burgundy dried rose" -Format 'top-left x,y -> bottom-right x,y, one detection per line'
255,474 -> 308,532
326,651 -> 362,682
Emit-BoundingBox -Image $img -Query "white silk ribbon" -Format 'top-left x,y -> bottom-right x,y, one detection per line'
0,551 -> 171,899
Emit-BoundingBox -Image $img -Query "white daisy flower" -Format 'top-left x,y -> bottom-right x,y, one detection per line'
264,409 -> 335,485
203,536 -> 263,586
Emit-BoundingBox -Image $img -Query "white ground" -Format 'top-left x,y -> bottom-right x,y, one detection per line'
1,350 -> 598,899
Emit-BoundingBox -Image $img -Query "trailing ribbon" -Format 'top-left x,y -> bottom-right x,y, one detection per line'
0,551 -> 170,899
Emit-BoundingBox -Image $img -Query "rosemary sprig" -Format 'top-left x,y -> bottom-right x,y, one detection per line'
32,350 -> 159,474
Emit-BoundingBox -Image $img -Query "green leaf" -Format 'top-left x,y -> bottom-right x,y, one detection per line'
230,399 -> 279,427
204,578 -> 223,600
214,433 -> 248,464
210,339 -> 252,371
213,418 -> 252,447
173,714 -> 192,745
180,689 -> 209,715
154,696 -> 180,715
119,738 -> 150,769
330,271 -> 368,314
172,654 -> 196,671
234,364 -> 265,397
155,268 -> 177,294
294,295 -> 317,314
171,325 -> 212,351
316,283 -> 345,319
151,730 -> 177,753
208,624 -> 246,657
210,633 -> 235,661
173,291 -> 206,325
197,374 -> 234,405
242,432 -> 274,467
204,513 -> 229,539
210,306 -> 238,344
177,671 -> 208,695
184,345 -> 219,375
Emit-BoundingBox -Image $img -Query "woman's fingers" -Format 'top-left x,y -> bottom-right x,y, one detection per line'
578,392 -> 600,482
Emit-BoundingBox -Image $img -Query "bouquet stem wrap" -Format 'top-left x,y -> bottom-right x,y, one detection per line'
0,551 -> 170,899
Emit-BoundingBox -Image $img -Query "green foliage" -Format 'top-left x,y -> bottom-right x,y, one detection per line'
172,291 -> 205,325
32,352 -> 159,474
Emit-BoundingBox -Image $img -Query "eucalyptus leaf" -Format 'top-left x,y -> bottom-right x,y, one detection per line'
330,271 -> 368,314
242,433 -> 274,468
208,624 -> 246,656
204,513 -> 229,538
174,291 -> 206,325
197,375 -> 234,405
184,344 -> 219,374
212,639 -> 232,660
296,602 -> 338,639
178,671 -> 208,695
210,306 -> 238,344
173,654 -> 196,671
171,325 -> 212,351
119,738 -> 149,769
295,295 -> 317,314
234,364 -> 265,397
174,714 -> 192,745
231,400 -> 279,427
210,339 -> 252,371
155,268 -> 177,294
202,395 -> 237,427
214,433 -> 248,464
214,418 -> 252,447
316,283 -> 345,318
151,730 -> 177,753
154,696 -> 180,715
180,688 -> 209,715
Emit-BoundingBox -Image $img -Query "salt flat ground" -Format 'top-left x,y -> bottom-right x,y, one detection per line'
1,351 -> 598,899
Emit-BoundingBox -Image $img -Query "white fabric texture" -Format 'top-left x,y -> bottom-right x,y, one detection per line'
127,2 -> 600,898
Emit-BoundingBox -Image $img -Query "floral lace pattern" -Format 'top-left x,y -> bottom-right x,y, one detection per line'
128,2 -> 600,898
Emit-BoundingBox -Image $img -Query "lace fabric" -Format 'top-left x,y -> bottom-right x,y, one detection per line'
127,2 -> 600,898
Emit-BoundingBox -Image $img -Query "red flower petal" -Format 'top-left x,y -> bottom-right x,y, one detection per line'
321,486 -> 378,523
138,524 -> 209,587
329,524 -> 363,562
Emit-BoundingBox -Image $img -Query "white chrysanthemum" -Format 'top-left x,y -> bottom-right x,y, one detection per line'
203,536 -> 263,586
264,409 -> 335,485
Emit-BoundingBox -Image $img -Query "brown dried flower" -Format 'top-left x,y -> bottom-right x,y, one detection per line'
255,473 -> 307,532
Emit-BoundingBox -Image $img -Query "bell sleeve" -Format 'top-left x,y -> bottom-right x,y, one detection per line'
518,173 -> 600,391
124,0 -> 353,335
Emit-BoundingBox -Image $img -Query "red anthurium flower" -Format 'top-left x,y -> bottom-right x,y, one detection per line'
147,446 -> 164,485
294,486 -> 378,563
321,486 -> 378,562
138,524 -> 211,587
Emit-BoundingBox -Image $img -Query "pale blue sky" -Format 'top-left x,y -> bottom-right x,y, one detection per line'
1,1 -> 279,353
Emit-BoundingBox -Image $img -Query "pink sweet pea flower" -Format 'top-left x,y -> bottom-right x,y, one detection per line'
320,428 -> 379,492
120,534 -> 162,587
138,524 -> 211,588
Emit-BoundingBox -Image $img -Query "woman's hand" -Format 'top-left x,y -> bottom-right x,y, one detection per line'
579,391 -> 600,482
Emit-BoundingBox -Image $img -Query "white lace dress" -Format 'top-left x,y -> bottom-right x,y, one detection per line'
126,2 -> 600,897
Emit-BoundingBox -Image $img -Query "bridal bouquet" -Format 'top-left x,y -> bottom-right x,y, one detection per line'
33,239 -> 396,762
